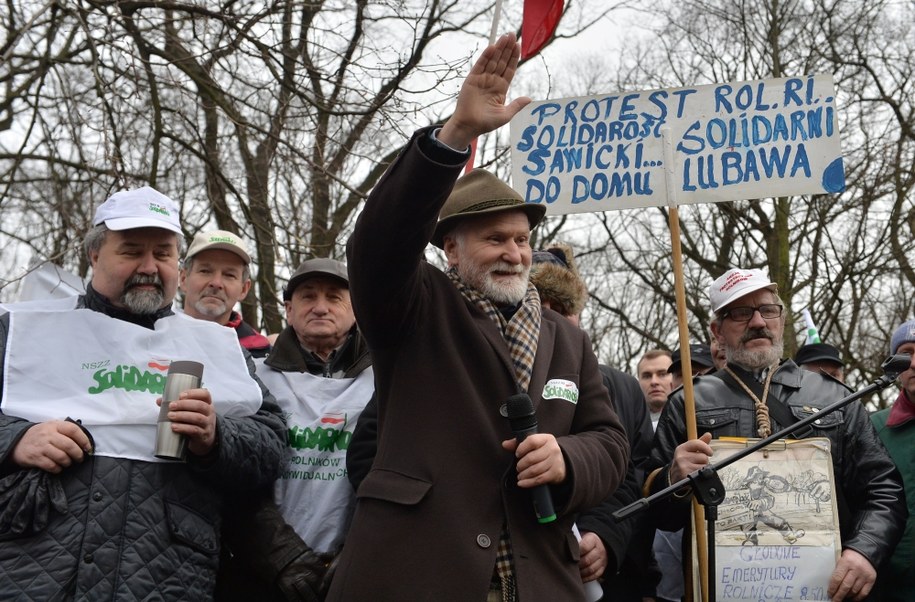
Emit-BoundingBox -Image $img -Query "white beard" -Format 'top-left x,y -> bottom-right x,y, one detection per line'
458,259 -> 530,305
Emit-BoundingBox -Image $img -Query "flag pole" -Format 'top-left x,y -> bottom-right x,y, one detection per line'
662,127 -> 708,602
464,0 -> 504,174
490,0 -> 504,43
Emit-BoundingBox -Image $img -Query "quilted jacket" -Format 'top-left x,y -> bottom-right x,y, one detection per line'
0,287 -> 288,600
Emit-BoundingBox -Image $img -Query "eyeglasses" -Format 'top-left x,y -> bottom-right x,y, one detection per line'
721,304 -> 783,322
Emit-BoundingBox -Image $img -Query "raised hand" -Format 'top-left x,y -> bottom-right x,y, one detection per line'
438,32 -> 532,150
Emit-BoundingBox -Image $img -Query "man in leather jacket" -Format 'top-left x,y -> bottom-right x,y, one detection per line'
646,267 -> 905,602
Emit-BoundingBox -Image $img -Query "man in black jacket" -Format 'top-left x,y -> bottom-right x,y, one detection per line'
527,243 -> 660,601
0,186 -> 287,599
218,258 -> 372,602
646,267 -> 905,602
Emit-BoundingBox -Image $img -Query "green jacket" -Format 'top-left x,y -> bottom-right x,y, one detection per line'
871,390 -> 915,601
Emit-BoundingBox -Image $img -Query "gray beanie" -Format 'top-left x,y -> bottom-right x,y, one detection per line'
890,319 -> 915,354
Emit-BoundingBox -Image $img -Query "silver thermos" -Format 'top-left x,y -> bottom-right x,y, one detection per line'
155,360 -> 204,461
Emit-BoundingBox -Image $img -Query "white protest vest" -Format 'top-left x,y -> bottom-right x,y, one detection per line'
256,360 -> 374,554
1,296 -> 263,463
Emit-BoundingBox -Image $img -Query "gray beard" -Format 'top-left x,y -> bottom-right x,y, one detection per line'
192,298 -> 228,319
122,288 -> 165,314
726,339 -> 784,370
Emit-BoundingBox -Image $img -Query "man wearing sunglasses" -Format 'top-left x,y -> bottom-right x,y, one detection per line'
645,268 -> 905,602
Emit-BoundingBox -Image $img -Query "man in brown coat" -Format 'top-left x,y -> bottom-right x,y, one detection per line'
328,33 -> 629,601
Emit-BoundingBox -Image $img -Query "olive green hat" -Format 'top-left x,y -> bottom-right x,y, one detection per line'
431,169 -> 546,249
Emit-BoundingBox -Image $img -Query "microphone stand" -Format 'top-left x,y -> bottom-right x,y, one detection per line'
614,354 -> 911,602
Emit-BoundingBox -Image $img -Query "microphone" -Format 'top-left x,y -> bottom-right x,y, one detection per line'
882,354 -> 912,378
505,392 -> 557,524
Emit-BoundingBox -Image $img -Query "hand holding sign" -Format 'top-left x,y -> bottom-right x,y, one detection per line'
438,32 -> 531,151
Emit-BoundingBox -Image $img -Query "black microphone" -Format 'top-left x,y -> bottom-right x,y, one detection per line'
882,354 -> 913,378
505,393 -> 557,524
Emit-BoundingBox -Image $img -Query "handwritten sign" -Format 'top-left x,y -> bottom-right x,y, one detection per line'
510,75 -> 845,214
718,545 -> 835,601
700,438 -> 841,601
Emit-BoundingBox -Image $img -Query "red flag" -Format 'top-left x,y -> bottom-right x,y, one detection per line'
464,138 -> 478,174
521,0 -> 564,60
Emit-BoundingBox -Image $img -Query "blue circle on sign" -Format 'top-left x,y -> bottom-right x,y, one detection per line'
822,158 -> 845,193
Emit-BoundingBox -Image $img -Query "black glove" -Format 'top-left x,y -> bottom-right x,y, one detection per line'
0,417 -> 92,540
0,469 -> 68,540
275,546 -> 332,602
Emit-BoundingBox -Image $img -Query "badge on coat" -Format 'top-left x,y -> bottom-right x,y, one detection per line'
542,378 -> 579,404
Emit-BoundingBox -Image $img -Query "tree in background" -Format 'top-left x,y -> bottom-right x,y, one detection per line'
1,1 -> 911,406
0,0 -> 624,331
0,2 -> 521,328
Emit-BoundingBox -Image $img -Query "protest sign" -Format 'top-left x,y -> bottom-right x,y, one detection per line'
510,75 -> 844,214
695,438 -> 841,602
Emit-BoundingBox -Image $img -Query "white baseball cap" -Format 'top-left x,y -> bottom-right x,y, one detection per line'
185,229 -> 251,265
709,268 -> 778,313
93,186 -> 182,234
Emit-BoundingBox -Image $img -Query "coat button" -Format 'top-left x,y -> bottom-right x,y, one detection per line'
499,404 -> 508,418
83,553 -> 93,564
92,492 -> 103,502
476,534 -> 492,548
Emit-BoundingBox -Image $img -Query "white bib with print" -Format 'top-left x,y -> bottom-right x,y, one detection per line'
2,297 -> 263,462
256,361 -> 373,554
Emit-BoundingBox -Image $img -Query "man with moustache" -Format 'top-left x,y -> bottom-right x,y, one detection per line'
180,229 -> 271,357
328,33 -> 629,601
0,187 -> 287,599
646,268 -> 905,602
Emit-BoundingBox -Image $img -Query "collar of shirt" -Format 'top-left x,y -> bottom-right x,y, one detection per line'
886,389 -> 915,427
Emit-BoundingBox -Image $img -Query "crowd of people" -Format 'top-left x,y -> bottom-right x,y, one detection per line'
0,32 -> 911,602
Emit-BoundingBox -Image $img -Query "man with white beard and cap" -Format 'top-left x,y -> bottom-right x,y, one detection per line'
645,268 -> 905,602
0,186 -> 287,599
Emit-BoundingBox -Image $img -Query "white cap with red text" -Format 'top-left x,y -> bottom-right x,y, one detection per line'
709,268 -> 778,313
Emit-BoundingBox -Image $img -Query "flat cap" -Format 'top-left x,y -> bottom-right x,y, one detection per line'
284,258 -> 348,301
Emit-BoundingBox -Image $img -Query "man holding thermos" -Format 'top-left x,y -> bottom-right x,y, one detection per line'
0,187 -> 287,599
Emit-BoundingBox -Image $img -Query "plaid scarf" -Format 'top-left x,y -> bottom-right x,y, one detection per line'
446,267 -> 541,392
447,266 -> 541,602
